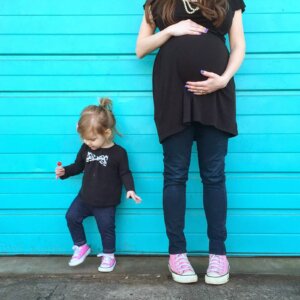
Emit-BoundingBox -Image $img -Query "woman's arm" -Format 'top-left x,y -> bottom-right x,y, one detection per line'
136,14 -> 208,59
186,10 -> 246,95
136,15 -> 167,58
221,10 -> 246,85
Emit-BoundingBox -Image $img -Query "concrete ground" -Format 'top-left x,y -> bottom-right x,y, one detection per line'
0,256 -> 300,300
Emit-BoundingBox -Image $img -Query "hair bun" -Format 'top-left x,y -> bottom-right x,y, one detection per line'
99,97 -> 113,110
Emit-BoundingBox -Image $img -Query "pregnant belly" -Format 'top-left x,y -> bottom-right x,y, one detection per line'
158,33 -> 229,82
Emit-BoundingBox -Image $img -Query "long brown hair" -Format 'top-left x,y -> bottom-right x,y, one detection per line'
145,0 -> 229,28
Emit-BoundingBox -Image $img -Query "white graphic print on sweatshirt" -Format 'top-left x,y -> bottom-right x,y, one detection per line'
86,152 -> 109,167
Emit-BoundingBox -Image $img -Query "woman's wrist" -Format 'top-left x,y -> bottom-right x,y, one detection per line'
165,25 -> 174,37
220,74 -> 231,88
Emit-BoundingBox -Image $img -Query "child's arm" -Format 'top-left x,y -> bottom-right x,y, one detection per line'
55,162 -> 65,179
57,144 -> 86,180
119,149 -> 141,203
126,190 -> 142,204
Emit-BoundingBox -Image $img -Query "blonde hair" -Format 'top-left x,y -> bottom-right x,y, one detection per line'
77,98 -> 121,140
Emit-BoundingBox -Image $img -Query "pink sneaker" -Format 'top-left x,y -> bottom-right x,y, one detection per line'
97,253 -> 116,272
68,244 -> 91,267
168,253 -> 198,283
205,254 -> 230,285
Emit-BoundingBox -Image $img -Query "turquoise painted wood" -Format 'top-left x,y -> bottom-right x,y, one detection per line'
1,14 -> 299,34
0,34 -> 300,54
0,0 -> 300,255
0,55 -> 300,91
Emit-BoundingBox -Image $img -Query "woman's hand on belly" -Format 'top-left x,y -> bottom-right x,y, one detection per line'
167,19 -> 208,37
185,70 -> 229,95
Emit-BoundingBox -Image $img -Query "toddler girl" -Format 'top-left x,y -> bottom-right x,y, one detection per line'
55,98 -> 141,272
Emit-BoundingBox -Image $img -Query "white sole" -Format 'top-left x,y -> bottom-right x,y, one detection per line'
205,273 -> 229,285
168,265 -> 198,284
68,248 -> 91,267
98,261 -> 116,272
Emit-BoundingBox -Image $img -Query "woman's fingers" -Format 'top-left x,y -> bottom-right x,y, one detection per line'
201,70 -> 217,77
184,20 -> 208,33
191,25 -> 208,33
194,91 -> 208,95
185,71 -> 226,95
186,81 -> 208,88
187,30 -> 203,35
188,88 -> 209,93
188,26 -> 208,34
186,86 -> 209,92
172,19 -> 208,36
186,80 -> 210,94
188,20 -> 208,32
186,87 -> 208,93
184,28 -> 205,35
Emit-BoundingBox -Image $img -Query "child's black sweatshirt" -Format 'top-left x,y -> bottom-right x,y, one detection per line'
60,143 -> 135,207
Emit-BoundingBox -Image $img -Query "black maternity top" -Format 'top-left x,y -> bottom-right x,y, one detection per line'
143,0 -> 246,143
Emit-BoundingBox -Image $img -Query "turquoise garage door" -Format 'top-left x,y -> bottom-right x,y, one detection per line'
0,0 -> 299,255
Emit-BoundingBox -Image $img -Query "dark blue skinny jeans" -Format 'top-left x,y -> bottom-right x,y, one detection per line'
162,124 -> 229,255
66,195 -> 116,253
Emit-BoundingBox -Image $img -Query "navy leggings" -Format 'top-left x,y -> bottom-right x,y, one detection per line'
162,124 -> 229,255
66,195 -> 116,253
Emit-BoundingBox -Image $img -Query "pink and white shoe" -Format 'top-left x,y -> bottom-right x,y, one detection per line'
168,253 -> 198,283
97,253 -> 116,272
205,254 -> 230,285
68,244 -> 91,267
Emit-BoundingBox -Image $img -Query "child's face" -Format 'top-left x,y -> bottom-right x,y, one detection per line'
83,130 -> 112,150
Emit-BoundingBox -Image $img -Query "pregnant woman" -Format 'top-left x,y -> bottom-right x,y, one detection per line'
136,0 -> 246,285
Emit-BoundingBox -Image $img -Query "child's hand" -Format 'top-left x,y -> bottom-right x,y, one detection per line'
126,191 -> 142,204
55,167 -> 65,179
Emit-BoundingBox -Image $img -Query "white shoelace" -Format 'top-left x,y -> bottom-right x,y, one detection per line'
208,255 -> 224,273
175,254 -> 193,272
72,245 -> 82,258
97,253 -> 114,266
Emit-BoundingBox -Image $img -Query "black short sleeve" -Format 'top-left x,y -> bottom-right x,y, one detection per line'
230,0 -> 246,13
